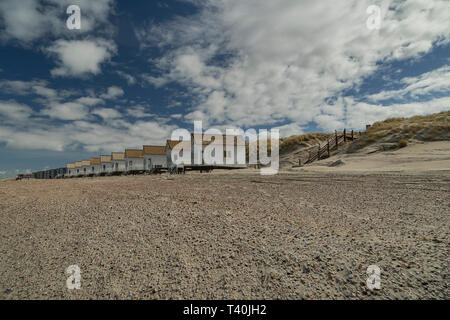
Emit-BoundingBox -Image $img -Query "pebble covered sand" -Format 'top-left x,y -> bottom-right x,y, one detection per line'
0,172 -> 448,299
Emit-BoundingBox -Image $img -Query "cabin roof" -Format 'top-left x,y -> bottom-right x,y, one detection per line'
166,140 -> 191,150
81,160 -> 91,166
90,158 -> 101,165
100,155 -> 111,163
143,145 -> 166,155
111,152 -> 125,160
125,149 -> 143,158
191,134 -> 245,146
67,163 -> 76,169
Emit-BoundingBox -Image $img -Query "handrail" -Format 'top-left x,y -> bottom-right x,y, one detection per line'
303,129 -> 358,165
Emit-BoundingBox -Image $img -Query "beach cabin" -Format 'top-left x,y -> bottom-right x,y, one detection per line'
190,134 -> 246,169
66,163 -> 75,178
74,161 -> 83,177
55,168 -> 66,179
125,149 -> 145,174
88,158 -> 102,176
80,160 -> 91,177
111,152 -> 126,175
49,169 -> 58,179
166,140 -> 191,172
143,145 -> 167,172
100,155 -> 113,175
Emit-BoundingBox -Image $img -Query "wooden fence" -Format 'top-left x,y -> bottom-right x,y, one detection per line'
303,129 -> 359,165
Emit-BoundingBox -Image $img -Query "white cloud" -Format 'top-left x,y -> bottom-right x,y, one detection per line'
100,86 -> 124,100
92,107 -> 122,119
0,0 -> 48,42
116,71 -> 136,85
136,0 -> 450,130
76,96 -> 105,106
126,105 -> 154,118
41,102 -> 89,120
47,39 -> 117,77
274,123 -> 305,138
0,100 -> 33,121
0,79 -> 48,95
0,98 -> 177,152
367,65 -> 450,102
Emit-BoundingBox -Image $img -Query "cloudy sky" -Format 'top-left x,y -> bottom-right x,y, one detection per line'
0,0 -> 449,177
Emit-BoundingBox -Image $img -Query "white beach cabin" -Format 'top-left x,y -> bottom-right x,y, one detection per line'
111,152 -> 126,174
89,158 -> 102,176
190,133 -> 246,169
125,149 -> 145,173
66,163 -> 75,178
143,145 -> 167,172
80,160 -> 91,177
100,155 -> 113,175
166,140 -> 191,171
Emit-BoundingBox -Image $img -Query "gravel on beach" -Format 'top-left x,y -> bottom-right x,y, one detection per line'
0,172 -> 448,299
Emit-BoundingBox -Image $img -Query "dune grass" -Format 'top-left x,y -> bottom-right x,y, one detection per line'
352,111 -> 449,151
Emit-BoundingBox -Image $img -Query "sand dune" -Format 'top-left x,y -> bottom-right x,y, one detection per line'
293,141 -> 450,175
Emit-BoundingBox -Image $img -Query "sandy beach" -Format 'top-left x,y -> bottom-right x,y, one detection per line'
1,154 -> 448,299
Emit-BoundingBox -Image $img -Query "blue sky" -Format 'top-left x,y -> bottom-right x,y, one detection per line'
0,0 -> 449,177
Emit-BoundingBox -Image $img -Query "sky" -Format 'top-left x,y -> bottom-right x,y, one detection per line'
0,0 -> 449,177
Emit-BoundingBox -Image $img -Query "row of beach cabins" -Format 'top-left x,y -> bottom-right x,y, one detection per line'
30,134 -> 247,179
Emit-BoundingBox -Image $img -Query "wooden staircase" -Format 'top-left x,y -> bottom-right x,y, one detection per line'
303,129 -> 360,165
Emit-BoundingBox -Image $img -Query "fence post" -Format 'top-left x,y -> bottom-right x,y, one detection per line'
318,144 -> 320,160
343,128 -> 347,142
327,140 -> 330,157
351,130 -> 354,140
299,159 -> 301,166
335,130 -> 338,149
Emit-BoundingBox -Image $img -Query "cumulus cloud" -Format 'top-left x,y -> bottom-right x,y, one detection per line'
366,65 -> 450,102
126,105 -> 154,118
75,96 -> 105,106
136,0 -> 450,130
0,98 -> 176,152
92,107 -> 122,119
0,79 -> 49,95
116,71 -> 136,85
0,100 -> 33,121
47,39 -> 117,77
41,102 -> 89,120
100,86 -> 124,100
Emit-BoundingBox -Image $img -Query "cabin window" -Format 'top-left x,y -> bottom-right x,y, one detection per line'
84,168 -> 86,172
92,167 -> 94,171
103,165 -> 105,170
129,161 -> 133,166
